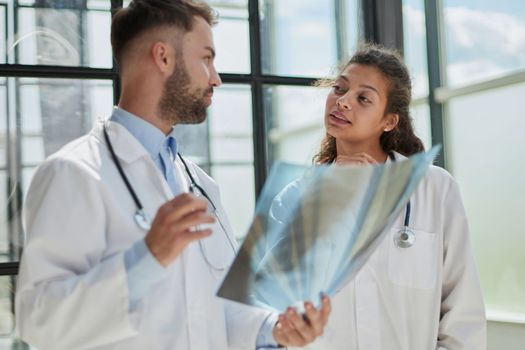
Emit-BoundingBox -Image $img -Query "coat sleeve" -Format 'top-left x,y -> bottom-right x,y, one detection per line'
437,178 -> 487,349
15,159 -> 142,350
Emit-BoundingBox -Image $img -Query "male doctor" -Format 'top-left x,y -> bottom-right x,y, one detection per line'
15,1 -> 331,349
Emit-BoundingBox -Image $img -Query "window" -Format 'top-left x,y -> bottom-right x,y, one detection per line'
442,0 -> 525,87
445,83 -> 525,319
264,85 -> 328,165
436,0 -> 525,322
0,1 -> 116,346
403,0 -> 432,149
209,0 -> 250,73
6,1 -> 112,67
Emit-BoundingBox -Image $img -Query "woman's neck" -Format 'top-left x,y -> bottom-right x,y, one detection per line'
336,139 -> 388,163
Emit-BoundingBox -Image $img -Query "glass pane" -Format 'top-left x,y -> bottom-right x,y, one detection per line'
265,85 -> 328,165
206,0 -> 250,74
18,78 -> 113,157
22,136 -> 45,165
86,10 -> 112,68
173,123 -> 210,170
0,4 -> 6,64
344,0 -> 361,57
0,170 -> 8,257
260,0 -> 337,77
207,0 -> 247,7
446,82 -> 525,317
210,85 -> 253,239
87,0 -> 111,10
10,3 -> 112,67
410,102 -> 432,150
209,84 -> 253,163
0,276 -> 32,348
443,0 -> 525,87
212,165 -> 255,240
0,78 -> 6,167
403,0 -> 429,97
0,78 -> 113,263
18,0 -> 109,9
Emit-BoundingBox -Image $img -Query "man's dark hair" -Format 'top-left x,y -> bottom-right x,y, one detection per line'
111,0 -> 217,66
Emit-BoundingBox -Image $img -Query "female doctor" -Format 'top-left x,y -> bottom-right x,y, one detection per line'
283,44 -> 486,349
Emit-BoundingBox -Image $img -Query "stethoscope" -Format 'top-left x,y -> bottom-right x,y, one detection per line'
103,124 -> 236,270
388,152 -> 416,248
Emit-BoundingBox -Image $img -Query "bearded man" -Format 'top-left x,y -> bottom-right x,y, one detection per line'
15,1 -> 330,350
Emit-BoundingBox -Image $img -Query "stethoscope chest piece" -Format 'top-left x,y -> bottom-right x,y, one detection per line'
394,227 -> 415,248
135,209 -> 151,231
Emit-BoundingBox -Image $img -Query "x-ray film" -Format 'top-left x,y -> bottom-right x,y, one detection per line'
217,146 -> 440,312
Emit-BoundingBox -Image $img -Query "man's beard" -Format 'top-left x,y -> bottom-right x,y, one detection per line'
158,60 -> 212,125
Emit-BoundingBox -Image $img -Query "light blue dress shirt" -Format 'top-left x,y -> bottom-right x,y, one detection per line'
112,108 -> 280,349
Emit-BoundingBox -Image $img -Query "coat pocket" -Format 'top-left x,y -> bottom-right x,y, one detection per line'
387,228 -> 438,289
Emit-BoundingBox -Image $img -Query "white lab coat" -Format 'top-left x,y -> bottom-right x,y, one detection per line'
290,154 -> 487,350
15,120 -> 271,350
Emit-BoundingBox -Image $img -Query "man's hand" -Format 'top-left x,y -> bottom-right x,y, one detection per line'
272,295 -> 331,347
145,193 -> 215,267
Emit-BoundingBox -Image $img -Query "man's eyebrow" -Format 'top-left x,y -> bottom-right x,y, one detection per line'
204,46 -> 216,58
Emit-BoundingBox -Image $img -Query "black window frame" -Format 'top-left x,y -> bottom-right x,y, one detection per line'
0,0 -> 418,283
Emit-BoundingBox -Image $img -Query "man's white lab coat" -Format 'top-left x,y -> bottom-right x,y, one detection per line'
15,120 -> 270,350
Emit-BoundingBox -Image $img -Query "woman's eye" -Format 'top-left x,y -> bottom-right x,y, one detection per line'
332,85 -> 344,94
359,96 -> 371,103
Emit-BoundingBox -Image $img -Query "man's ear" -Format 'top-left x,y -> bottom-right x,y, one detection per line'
383,113 -> 399,132
151,41 -> 177,76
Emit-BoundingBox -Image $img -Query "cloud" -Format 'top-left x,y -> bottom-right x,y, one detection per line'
446,7 -> 525,54
403,4 -> 426,38
447,60 -> 509,86
402,4 -> 525,86
444,6 -> 525,85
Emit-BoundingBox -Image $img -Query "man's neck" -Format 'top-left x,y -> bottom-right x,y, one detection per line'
118,95 -> 172,135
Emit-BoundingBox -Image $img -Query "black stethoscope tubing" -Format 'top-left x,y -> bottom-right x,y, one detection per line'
388,152 -> 411,228
103,124 -> 237,269
177,154 -> 217,211
102,124 -> 217,217
103,125 -> 144,211
388,152 -> 415,248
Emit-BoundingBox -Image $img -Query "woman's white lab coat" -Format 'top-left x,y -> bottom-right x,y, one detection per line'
15,120 -> 270,350
290,154 -> 486,350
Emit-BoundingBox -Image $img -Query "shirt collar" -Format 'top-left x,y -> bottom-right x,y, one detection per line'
110,107 -> 178,160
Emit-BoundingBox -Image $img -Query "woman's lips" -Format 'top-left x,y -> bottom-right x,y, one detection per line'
328,112 -> 351,125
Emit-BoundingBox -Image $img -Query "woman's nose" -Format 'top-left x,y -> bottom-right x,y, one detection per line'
336,96 -> 352,111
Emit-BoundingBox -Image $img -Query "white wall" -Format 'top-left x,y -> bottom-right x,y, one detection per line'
488,321 -> 525,350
